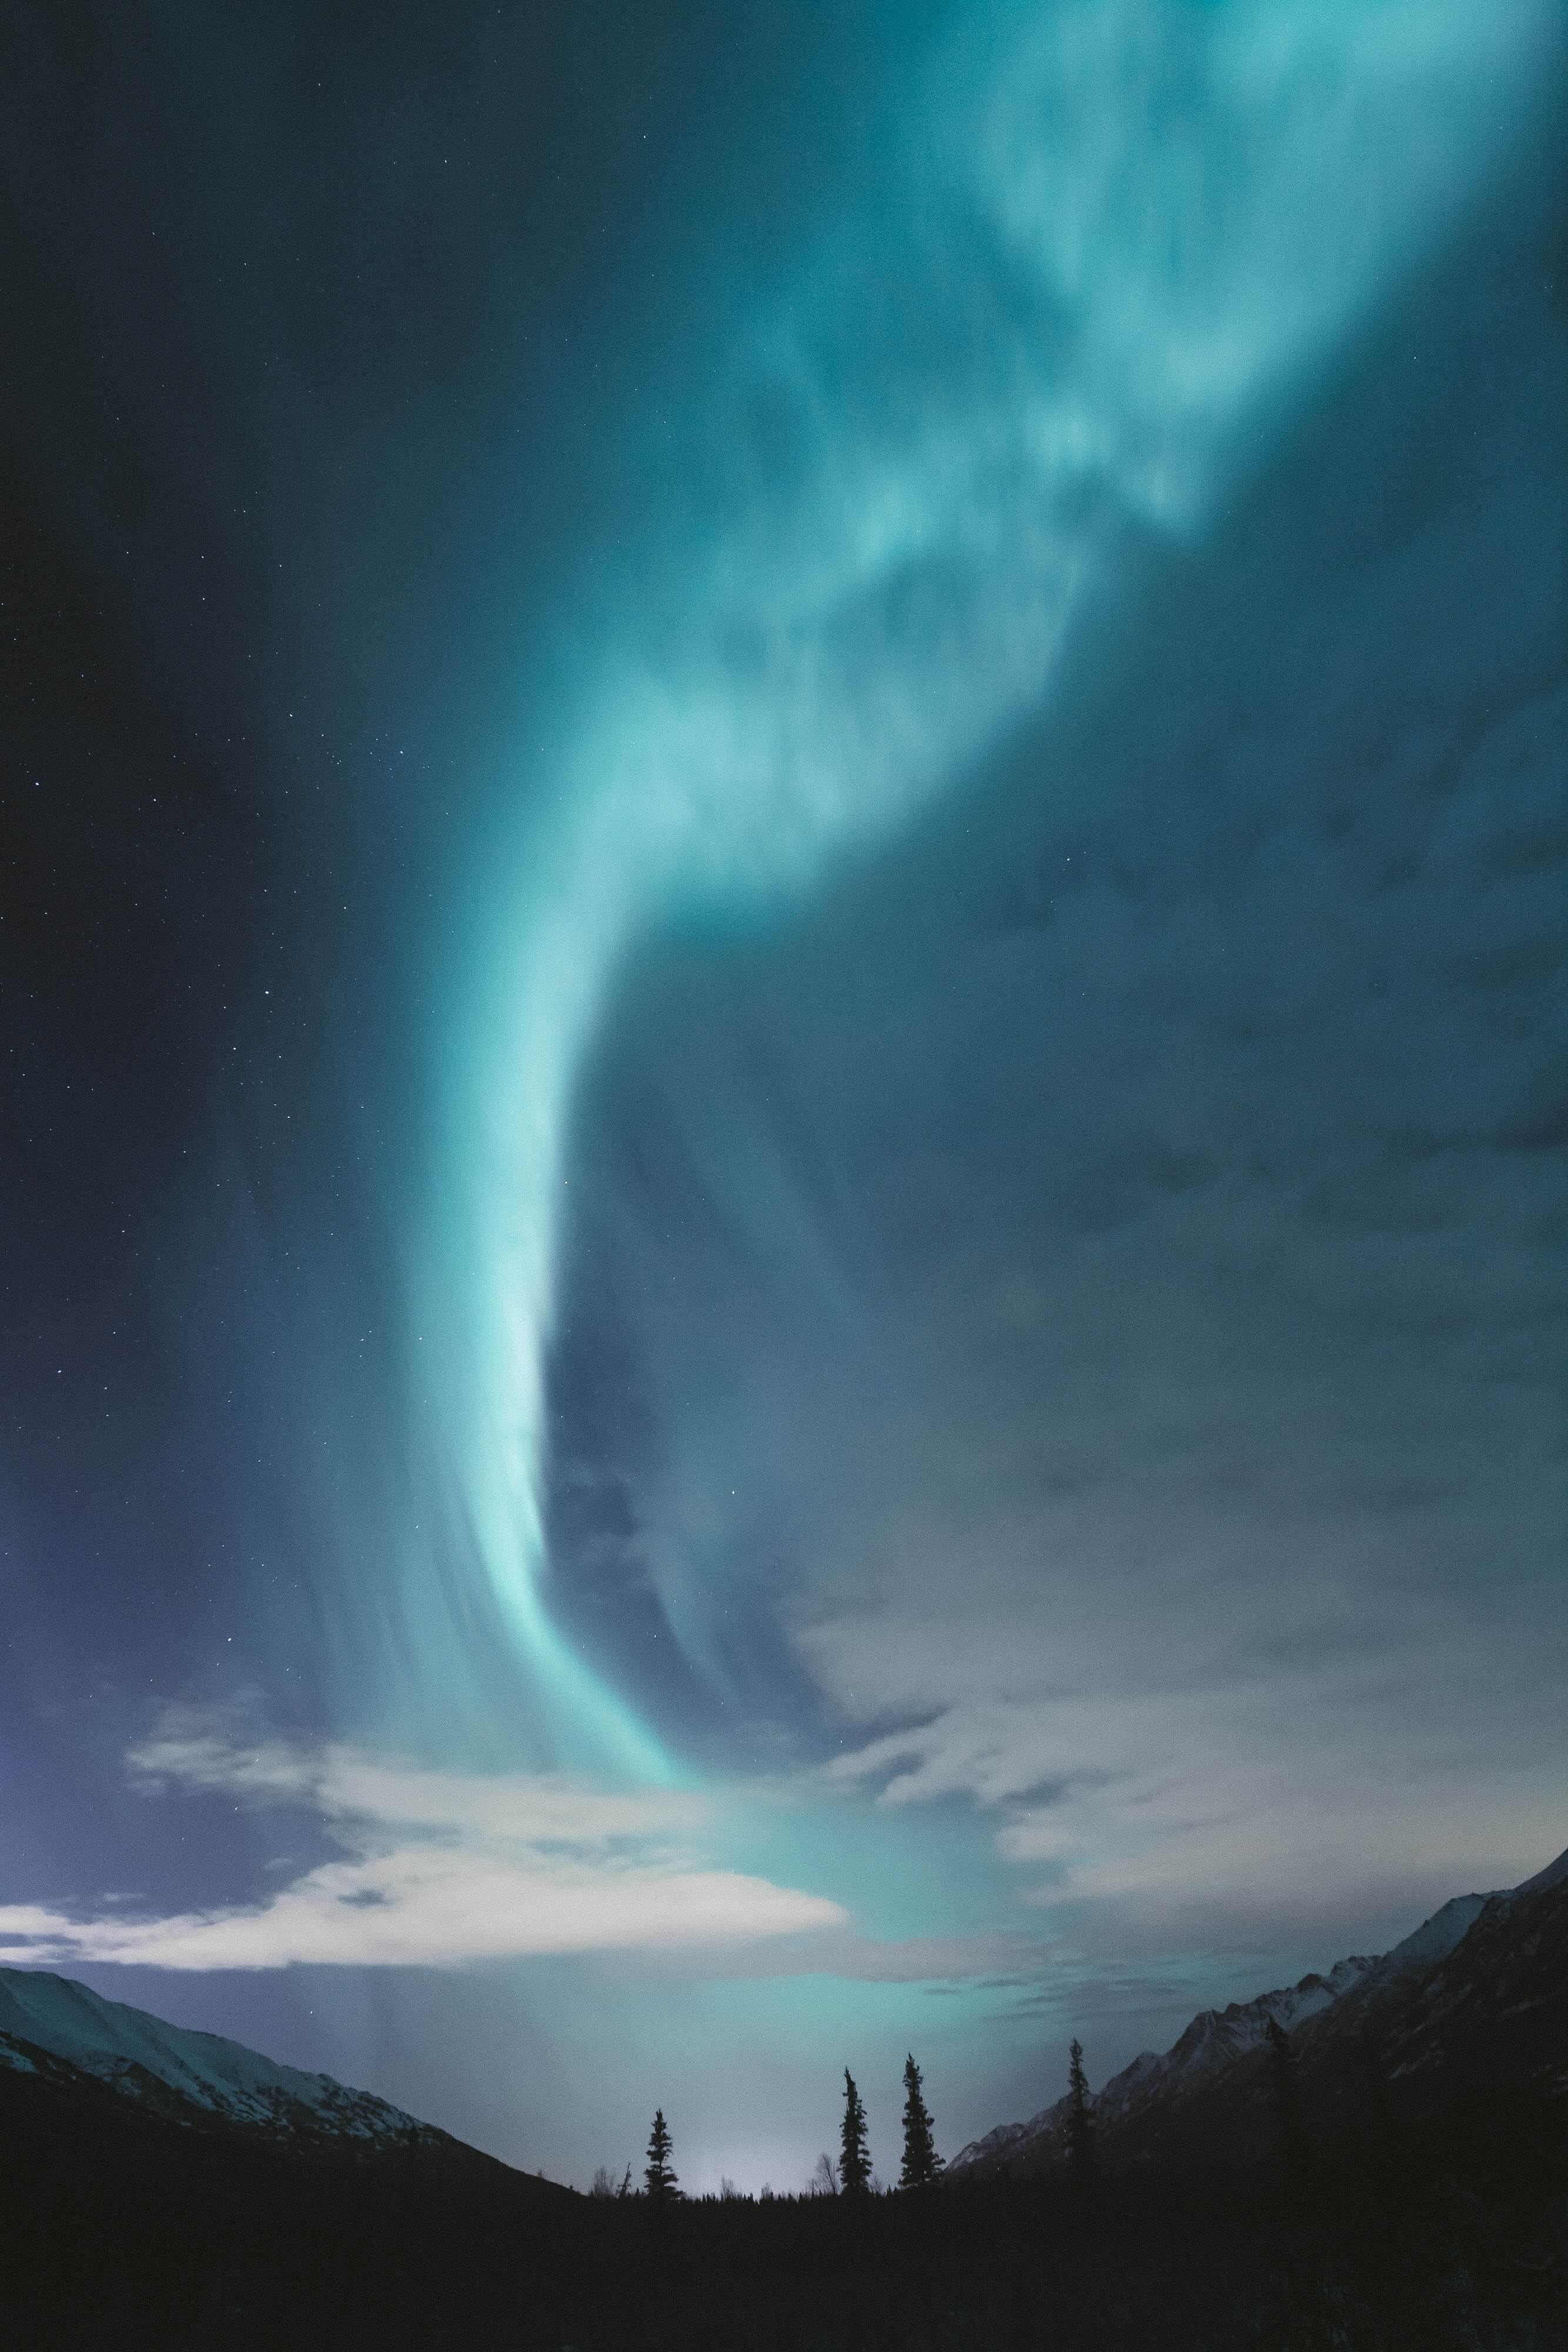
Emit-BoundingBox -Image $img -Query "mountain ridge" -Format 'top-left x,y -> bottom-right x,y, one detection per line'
951,1843 -> 1568,2179
0,1963 -> 543,2179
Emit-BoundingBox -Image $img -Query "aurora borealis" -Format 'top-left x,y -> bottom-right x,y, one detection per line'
3,0 -> 1564,2191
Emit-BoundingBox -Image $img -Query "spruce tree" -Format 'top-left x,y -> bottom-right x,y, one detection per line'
1066,2039 -> 1096,2192
644,2108 -> 678,2201
838,2070 -> 871,2196
899,2054 -> 943,2189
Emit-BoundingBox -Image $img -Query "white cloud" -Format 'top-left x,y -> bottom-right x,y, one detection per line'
0,1719 -> 845,1971
822,1675 -> 1566,1950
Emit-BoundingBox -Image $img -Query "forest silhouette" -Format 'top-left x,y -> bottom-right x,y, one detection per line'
5,2028 -> 1564,2349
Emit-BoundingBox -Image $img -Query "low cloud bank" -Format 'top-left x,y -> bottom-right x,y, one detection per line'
0,1718 -> 845,1970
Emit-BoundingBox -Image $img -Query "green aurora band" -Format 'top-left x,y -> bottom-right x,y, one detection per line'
416,0 -> 1552,1779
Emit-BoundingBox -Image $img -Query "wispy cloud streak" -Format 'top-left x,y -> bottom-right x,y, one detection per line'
0,1721 -> 845,1970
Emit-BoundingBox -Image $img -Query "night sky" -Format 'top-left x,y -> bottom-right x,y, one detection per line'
2,0 -> 1564,2193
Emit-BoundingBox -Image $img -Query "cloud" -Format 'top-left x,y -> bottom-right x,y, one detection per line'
821,1676 -> 1566,1952
0,1718 -> 845,1970
556,183 -> 1568,1970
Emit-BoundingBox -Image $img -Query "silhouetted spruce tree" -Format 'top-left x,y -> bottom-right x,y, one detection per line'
838,2070 -> 871,2196
899,2054 -> 943,2189
644,2109 -> 678,2201
1264,2016 -> 1306,2174
1066,2039 -> 1096,2193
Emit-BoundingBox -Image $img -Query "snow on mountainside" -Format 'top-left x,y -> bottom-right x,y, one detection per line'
1371,1893 -> 1492,1976
0,1967 -> 432,2150
951,1844 -> 1568,2178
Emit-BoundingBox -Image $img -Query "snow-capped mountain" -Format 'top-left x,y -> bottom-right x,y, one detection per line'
0,1966 -> 442,2154
951,1842 -> 1568,2178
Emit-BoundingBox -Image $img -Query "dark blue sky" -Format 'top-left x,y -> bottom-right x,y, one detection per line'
1,0 -> 1563,2190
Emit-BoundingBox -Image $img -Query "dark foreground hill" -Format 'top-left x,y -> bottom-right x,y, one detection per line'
5,2052 -> 1564,2352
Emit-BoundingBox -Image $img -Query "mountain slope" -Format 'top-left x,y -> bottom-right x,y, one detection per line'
0,1965 -> 508,2166
951,1843 -> 1568,2179
1299,1845 -> 1568,2128
951,1952 -> 1385,2178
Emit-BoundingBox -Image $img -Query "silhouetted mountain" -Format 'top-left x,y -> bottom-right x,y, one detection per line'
951,1843 -> 1568,2179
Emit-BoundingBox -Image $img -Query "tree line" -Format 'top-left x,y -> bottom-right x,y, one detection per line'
617,2053 -> 951,2204
594,2016 -> 1315,2209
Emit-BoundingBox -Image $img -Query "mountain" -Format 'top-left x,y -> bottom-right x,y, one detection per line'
0,1964 -> 514,2170
950,1843 -> 1568,2179
951,1952 -> 1382,2178
0,1970 -> 571,2349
